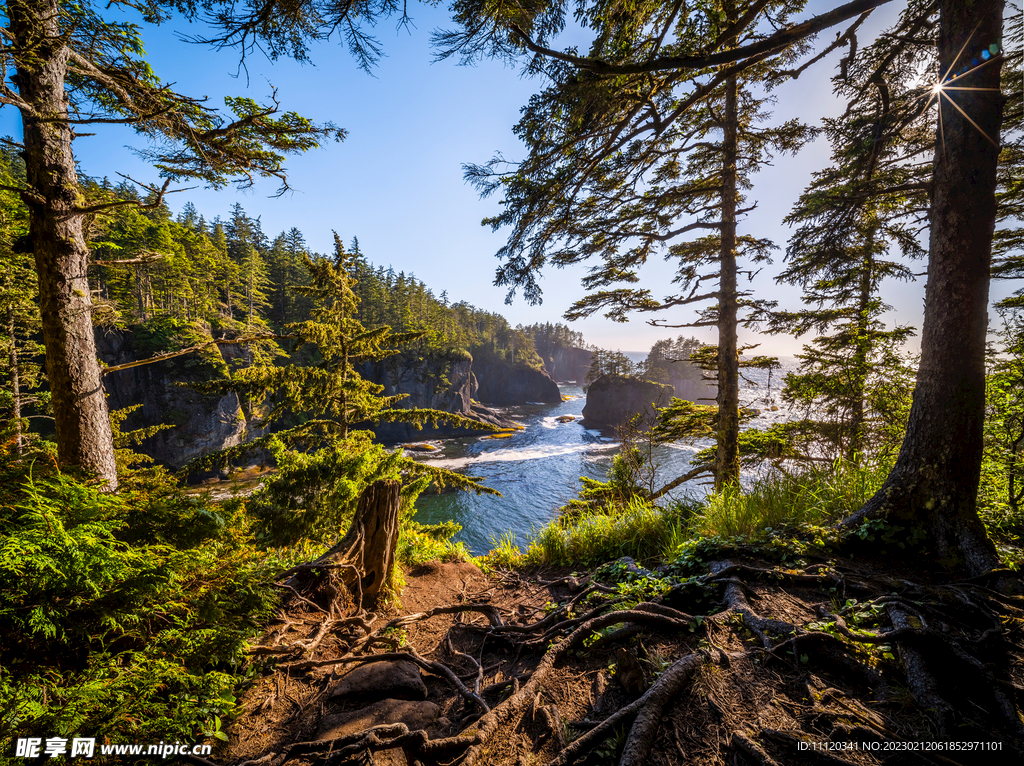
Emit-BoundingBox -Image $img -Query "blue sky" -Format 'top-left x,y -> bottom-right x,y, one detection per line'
2,2 -> 1014,355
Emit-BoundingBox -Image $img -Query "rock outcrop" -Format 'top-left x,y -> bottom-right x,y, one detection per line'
581,374 -> 674,428
472,360 -> 561,405
669,375 -> 717,404
358,352 -> 517,441
541,346 -> 593,383
99,332 -> 556,464
97,326 -> 251,469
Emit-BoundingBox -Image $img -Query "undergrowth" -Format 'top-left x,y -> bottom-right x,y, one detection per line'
0,450 -> 279,752
483,458 -> 895,570
685,459 -> 889,541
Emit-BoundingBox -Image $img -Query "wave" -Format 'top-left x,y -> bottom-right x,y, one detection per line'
416,442 -> 619,469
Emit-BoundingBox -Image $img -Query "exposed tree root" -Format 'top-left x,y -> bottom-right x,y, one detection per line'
225,556 -> 1024,766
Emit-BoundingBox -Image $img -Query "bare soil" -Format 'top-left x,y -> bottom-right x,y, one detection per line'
210,554 -> 1024,766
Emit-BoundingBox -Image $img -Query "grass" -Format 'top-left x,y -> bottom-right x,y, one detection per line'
482,458 -> 894,571
685,459 -> 890,541
477,530 -> 526,570
397,519 -> 472,566
525,496 -> 691,567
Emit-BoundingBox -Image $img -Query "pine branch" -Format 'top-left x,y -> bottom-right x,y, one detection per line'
504,0 -> 897,76
101,334 -> 293,375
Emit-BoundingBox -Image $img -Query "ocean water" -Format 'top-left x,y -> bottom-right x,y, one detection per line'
411,359 -> 797,555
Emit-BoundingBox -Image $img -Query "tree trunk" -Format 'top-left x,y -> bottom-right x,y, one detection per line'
308,479 -> 401,607
8,306 -> 22,456
848,227 -> 875,462
715,71 -> 741,490
11,0 -> 118,489
842,0 -> 1005,575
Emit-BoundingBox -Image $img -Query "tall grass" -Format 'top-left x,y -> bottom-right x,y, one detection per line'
686,459 -> 890,541
484,459 -> 892,571
525,496 -> 693,567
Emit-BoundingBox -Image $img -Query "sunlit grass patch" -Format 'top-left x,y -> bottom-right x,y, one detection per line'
685,459 -> 889,541
525,496 -> 689,567
477,530 -> 525,571
397,519 -> 471,566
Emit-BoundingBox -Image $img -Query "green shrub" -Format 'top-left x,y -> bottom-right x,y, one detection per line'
0,468 -> 276,748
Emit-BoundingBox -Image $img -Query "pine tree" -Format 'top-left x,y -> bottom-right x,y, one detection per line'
1,0 -> 343,489
196,240 -> 497,543
463,0 -> 811,489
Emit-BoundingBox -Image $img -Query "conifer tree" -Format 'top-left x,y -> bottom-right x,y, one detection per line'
0,0 -> 344,489
770,61 -> 928,461
197,236 -> 496,543
463,0 -> 811,489
0,149 -> 43,454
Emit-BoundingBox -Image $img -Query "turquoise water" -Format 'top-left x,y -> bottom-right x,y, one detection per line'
411,366 -> 792,555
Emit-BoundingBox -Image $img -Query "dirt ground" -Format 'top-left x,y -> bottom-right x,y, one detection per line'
214,554 -> 1024,766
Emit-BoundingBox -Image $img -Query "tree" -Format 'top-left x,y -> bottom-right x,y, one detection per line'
584,348 -> 639,388
0,148 -> 42,454
983,310 -> 1024,530
0,0 -> 343,489
841,0 -> 1008,575
462,0 -> 810,489
770,57 -> 928,462
195,237 -> 497,545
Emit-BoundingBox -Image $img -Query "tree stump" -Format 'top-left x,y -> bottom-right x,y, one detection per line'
299,479 -> 402,608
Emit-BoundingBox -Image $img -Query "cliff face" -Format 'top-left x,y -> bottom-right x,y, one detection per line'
97,327 -> 250,469
667,373 -> 717,404
582,374 -> 674,428
645,359 -> 716,403
541,346 -> 593,383
472,360 -> 561,405
357,352 -> 504,441
359,352 -> 476,416
100,335 -> 547,461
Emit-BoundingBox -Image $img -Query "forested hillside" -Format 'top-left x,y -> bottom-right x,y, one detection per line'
0,148 -> 594,464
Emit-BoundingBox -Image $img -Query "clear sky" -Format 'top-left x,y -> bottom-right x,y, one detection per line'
1,2 -> 1016,356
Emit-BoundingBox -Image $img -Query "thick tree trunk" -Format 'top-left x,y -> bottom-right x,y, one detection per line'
842,0 -> 1005,575
311,479 -> 401,606
716,72 -> 741,490
11,0 -> 117,489
8,306 -> 22,456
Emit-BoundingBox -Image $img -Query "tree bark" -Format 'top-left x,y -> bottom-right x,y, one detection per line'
8,305 -> 22,456
11,0 -> 118,489
716,70 -> 741,490
842,0 -> 1005,575
309,479 -> 401,607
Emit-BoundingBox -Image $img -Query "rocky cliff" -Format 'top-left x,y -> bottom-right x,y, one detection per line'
540,346 -> 593,383
358,352 -> 516,442
668,375 -> 717,404
582,374 -> 674,428
97,326 -> 251,469
472,360 -> 562,405
100,333 -> 549,464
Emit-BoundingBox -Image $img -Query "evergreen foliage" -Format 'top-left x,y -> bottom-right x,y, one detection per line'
461,0 -> 813,489
766,2 -> 929,463
191,237 -> 499,546
0,448 -> 281,745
